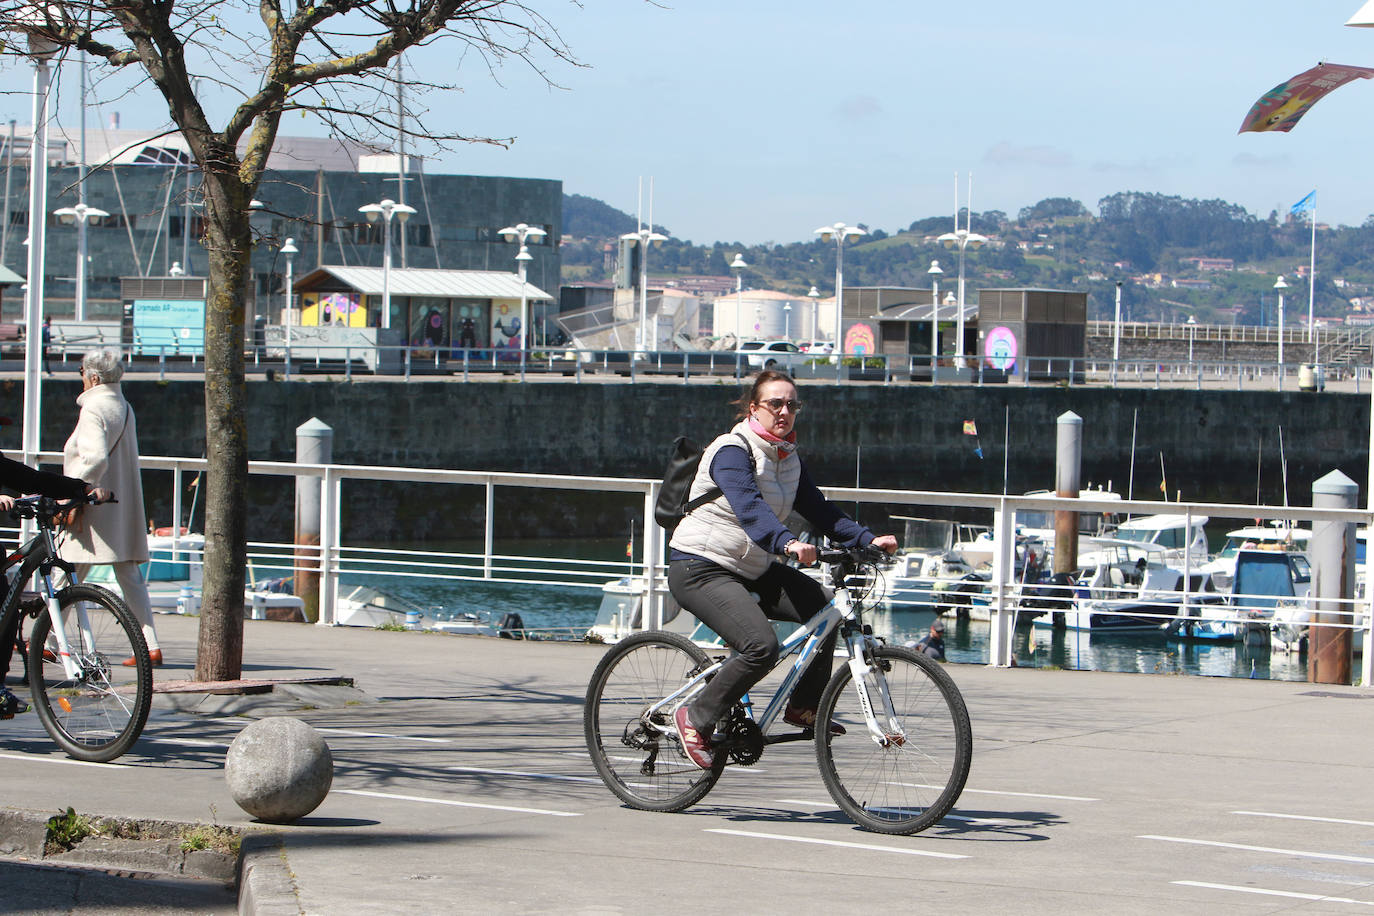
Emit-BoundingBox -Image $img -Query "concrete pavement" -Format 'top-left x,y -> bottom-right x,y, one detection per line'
4,612 -> 1374,914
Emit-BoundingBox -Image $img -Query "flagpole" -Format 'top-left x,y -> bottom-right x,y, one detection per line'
1307,195 -> 1316,346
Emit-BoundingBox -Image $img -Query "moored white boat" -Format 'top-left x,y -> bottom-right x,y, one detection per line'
86,531 -> 307,619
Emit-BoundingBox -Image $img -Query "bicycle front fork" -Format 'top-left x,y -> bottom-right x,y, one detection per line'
38,573 -> 87,680
844,635 -> 905,747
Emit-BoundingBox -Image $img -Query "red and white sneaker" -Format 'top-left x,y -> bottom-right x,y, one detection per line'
674,707 -> 714,769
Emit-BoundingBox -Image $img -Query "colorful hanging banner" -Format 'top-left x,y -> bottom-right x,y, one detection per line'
1239,62 -> 1374,134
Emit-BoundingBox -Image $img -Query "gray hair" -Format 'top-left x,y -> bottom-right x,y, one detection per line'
81,348 -> 125,384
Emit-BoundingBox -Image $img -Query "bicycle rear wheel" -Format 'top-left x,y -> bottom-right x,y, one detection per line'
27,585 -> 152,763
815,645 -> 971,835
584,630 -> 721,812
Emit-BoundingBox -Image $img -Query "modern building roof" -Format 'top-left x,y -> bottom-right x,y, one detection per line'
295,266 -> 553,301
6,125 -> 380,172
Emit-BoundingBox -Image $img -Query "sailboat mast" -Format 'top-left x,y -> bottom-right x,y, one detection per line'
395,56 -> 408,268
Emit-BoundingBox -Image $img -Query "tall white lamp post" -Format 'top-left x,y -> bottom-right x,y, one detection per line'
730,253 -> 747,342
280,237 -> 298,339
359,198 -> 415,329
1274,275 -> 1288,368
783,302 -> 792,340
815,222 -> 864,351
937,227 -> 987,366
499,223 -> 547,351
21,29 -> 58,469
928,259 -> 943,362
620,225 -> 668,351
54,203 -> 109,321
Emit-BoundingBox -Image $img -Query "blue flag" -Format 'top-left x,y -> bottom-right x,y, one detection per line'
973,446 -> 984,460
1291,190 -> 1316,215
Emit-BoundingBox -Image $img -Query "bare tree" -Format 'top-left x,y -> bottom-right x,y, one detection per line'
0,0 -> 573,680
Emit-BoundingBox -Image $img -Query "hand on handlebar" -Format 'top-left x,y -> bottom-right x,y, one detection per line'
86,487 -> 116,505
785,539 -> 817,566
870,534 -> 899,554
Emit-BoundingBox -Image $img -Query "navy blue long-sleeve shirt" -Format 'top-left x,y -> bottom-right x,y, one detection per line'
671,442 -> 873,562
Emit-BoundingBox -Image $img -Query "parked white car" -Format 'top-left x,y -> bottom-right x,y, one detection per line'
738,340 -> 808,372
799,340 -> 834,355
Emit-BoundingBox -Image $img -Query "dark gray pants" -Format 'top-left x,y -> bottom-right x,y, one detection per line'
668,556 -> 836,733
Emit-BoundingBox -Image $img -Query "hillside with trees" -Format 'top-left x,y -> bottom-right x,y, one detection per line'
562,191 -> 1374,326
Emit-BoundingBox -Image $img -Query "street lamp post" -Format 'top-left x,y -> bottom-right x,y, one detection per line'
937,227 -> 987,367
928,259 -> 943,364
498,223 -> 548,352
620,225 -> 668,352
730,253 -> 747,343
21,29 -> 57,470
815,222 -> 864,352
1275,275 -> 1288,369
280,237 -> 298,342
1186,314 -> 1196,364
358,198 -> 416,329
54,203 -> 109,321
783,302 -> 792,340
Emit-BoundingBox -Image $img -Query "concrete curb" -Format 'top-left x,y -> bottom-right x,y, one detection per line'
237,832 -> 302,915
0,805 -> 296,912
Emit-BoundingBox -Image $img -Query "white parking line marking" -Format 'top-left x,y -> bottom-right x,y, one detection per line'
143,737 -> 229,748
448,765 -> 608,785
336,788 -> 582,817
0,752 -> 124,769
891,783 -> 1098,802
707,828 -> 969,858
1140,835 -> 1374,865
775,799 -> 1007,825
1233,810 -> 1374,828
1174,881 -> 1374,907
315,728 -> 451,744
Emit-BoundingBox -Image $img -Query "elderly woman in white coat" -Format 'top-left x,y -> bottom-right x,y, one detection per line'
59,349 -> 161,665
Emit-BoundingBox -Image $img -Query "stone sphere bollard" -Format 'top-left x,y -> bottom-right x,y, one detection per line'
225,717 -> 333,823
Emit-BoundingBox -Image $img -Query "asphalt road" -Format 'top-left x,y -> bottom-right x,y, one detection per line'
2,614 -> 1373,914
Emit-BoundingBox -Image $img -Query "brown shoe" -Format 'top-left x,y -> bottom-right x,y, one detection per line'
123,649 -> 163,667
784,703 -> 845,736
674,707 -> 714,769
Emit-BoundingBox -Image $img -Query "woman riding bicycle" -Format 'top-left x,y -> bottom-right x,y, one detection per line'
667,369 -> 897,769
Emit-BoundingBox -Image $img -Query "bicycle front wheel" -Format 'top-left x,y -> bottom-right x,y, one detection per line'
815,646 -> 971,835
27,584 -> 152,763
584,630 -> 721,812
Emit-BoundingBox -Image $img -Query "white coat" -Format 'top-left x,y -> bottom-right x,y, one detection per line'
59,383 -> 149,564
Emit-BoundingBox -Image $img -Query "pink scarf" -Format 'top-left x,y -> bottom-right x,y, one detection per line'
748,416 -> 797,457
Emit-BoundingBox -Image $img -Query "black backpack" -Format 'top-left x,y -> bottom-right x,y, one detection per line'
653,433 -> 752,532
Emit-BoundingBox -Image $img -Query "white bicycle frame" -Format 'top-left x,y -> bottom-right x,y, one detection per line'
649,561 -> 907,746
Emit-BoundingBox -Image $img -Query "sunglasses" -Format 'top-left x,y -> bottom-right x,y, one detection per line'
758,397 -> 802,413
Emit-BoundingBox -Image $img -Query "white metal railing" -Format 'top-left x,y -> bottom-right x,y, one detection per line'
24,336 -> 1372,392
10,452 -> 1372,683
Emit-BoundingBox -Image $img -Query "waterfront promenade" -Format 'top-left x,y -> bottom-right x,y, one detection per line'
2,613 -> 1373,914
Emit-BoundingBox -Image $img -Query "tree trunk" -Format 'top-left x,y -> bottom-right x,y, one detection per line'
193,163 -> 253,682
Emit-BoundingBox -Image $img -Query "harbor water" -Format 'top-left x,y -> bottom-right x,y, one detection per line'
244,537 -> 1319,683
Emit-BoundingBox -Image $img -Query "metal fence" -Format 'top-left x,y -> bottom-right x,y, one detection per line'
7,451 -> 1365,684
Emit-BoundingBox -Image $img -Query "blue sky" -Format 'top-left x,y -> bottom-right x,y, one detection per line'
6,1 -> 1374,244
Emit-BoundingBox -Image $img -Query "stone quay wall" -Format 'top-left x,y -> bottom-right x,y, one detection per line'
11,379 -> 1369,541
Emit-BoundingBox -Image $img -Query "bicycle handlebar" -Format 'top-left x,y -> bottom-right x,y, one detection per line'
815,544 -> 893,568
7,491 -> 117,522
